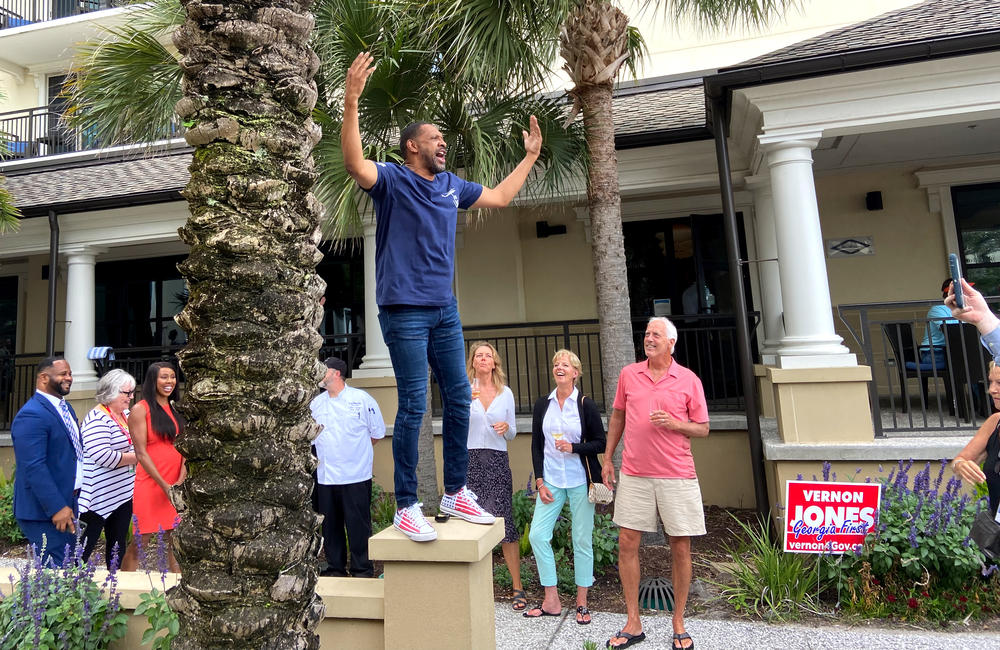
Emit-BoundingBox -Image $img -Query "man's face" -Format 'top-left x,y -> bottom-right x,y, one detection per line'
408,124 -> 447,174
643,322 -> 675,360
39,360 -> 73,397
319,367 -> 336,389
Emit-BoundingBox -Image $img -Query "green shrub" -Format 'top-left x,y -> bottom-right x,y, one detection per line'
817,460 -> 991,621
0,549 -> 129,649
0,470 -> 24,544
370,483 -> 396,534
714,514 -> 828,621
134,588 -> 178,649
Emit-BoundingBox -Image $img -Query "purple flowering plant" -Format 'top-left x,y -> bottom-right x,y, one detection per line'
0,530 -> 128,648
822,459 -> 987,616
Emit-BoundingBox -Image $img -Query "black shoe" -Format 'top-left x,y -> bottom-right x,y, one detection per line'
319,567 -> 346,577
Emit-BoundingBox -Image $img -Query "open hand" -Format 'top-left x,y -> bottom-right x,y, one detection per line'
601,464 -> 616,490
523,115 -> 542,157
537,483 -> 554,504
345,52 -> 376,105
955,457 -> 987,484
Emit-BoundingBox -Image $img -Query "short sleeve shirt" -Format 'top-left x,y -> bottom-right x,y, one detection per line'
310,386 -> 386,485
613,359 -> 709,479
364,163 -> 483,307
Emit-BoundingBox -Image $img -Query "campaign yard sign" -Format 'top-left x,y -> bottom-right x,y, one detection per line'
784,480 -> 881,554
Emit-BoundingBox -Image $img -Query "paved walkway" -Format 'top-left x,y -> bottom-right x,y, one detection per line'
495,604 -> 1000,649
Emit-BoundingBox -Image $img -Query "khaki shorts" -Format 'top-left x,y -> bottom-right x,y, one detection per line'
612,473 -> 706,537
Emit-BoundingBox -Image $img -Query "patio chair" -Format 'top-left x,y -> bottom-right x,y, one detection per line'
881,322 -> 951,413
944,323 -> 992,420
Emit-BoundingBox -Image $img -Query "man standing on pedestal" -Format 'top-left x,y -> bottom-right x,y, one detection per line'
12,357 -> 83,567
310,357 -> 385,577
341,52 -> 542,541
603,318 -> 710,650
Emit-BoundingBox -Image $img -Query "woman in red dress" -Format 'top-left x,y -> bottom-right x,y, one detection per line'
121,362 -> 185,572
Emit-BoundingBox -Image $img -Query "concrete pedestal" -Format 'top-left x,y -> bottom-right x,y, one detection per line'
369,519 -> 503,650
767,365 -> 874,443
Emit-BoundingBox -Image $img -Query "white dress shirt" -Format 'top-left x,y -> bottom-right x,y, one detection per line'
309,385 -> 386,485
468,385 -> 517,451
37,390 -> 82,490
541,386 -> 586,489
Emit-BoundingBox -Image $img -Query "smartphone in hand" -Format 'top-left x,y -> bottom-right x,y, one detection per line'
949,253 -> 964,310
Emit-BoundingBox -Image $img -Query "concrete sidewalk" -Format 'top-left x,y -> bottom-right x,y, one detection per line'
495,604 -> 1000,649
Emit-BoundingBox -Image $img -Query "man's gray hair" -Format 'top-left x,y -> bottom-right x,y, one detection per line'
647,316 -> 678,347
95,369 -> 136,405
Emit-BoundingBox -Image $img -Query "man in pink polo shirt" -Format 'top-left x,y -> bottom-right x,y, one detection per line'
603,317 -> 709,650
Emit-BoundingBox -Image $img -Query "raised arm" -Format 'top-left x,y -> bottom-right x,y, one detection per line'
470,115 -> 542,209
342,52 -> 378,190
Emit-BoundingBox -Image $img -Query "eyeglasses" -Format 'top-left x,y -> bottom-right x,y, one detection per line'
120,390 -> 135,397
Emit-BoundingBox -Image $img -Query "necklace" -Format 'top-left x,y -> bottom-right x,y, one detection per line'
100,404 -> 132,445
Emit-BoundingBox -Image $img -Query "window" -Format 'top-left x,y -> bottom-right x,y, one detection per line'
953,182 -> 1000,295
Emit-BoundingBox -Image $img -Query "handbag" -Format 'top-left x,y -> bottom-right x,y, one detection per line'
588,481 -> 614,505
970,509 -> 1000,562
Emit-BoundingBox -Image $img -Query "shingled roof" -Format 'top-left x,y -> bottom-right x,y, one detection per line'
733,0 -> 1000,68
5,152 -> 191,212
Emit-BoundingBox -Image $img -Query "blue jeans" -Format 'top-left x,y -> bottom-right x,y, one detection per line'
378,299 -> 470,509
528,482 -> 595,588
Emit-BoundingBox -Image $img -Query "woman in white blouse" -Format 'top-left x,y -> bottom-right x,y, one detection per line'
465,341 -> 522,609
523,349 -> 605,625
78,369 -> 138,569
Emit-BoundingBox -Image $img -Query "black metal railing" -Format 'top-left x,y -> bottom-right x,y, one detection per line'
0,0 -> 112,30
0,353 -> 45,432
433,314 -> 758,416
838,298 -> 999,437
0,105 -> 184,161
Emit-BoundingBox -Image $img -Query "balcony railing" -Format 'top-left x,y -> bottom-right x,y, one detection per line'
0,105 -> 184,162
0,106 -> 95,159
838,298 -> 1000,437
0,0 -> 113,30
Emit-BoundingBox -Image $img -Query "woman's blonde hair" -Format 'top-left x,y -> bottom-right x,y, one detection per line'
552,348 -> 583,385
467,341 -> 507,388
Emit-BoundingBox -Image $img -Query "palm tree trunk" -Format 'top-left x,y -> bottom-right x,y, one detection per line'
578,81 -> 634,409
168,1 -> 326,647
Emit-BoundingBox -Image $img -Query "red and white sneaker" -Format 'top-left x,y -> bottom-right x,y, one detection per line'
393,503 -> 437,542
440,486 -> 496,524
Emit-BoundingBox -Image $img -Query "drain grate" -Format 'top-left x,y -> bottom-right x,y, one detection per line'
638,576 -> 674,611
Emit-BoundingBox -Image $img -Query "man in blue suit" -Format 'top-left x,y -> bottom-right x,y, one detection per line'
12,357 -> 83,567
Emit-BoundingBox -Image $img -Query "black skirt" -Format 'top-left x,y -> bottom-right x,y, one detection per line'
467,448 -> 518,543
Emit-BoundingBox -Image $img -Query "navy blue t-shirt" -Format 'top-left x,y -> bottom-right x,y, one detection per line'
364,163 -> 483,306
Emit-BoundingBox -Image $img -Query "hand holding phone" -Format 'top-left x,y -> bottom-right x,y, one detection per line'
949,253 -> 964,310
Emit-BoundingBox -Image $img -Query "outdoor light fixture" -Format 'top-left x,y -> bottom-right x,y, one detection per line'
535,220 -> 568,238
865,191 -> 884,211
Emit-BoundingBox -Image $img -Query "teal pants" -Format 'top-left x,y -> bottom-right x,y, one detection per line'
528,482 -> 595,588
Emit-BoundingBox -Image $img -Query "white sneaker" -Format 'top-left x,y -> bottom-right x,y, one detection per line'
440,486 -> 496,524
393,503 -> 437,542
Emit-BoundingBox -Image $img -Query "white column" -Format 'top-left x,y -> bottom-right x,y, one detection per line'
354,220 -> 392,377
746,175 -> 784,364
762,138 -> 854,368
63,246 -> 102,389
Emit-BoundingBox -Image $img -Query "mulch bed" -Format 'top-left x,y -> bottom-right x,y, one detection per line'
496,505 -> 757,614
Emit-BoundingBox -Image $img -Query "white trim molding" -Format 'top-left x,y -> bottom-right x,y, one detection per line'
915,163 -> 1000,256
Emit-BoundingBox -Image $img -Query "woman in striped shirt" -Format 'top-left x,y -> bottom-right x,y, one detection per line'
78,369 -> 138,569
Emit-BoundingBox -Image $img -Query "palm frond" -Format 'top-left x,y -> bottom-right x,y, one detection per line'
398,0 -> 570,94
63,23 -> 182,148
0,182 -> 21,234
634,0 -> 801,30
623,25 -> 649,80
122,0 -> 185,33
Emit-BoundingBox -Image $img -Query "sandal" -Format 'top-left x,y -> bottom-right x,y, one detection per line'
575,605 -> 591,625
511,589 -> 527,611
607,630 -> 645,648
523,603 -> 561,618
672,632 -> 694,649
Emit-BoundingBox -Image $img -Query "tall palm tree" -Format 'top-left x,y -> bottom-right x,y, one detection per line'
65,0 -> 584,643
163,0 -> 327,645
416,0 -> 793,407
